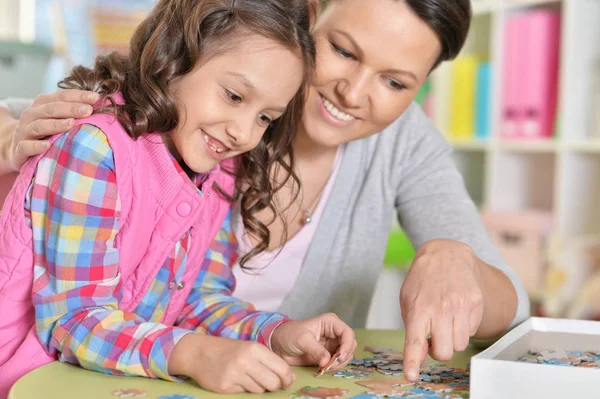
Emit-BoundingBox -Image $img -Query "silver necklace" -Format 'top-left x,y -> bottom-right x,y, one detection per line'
298,148 -> 340,224
302,186 -> 326,224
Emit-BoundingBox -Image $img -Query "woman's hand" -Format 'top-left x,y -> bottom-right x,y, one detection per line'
169,334 -> 296,394
270,313 -> 358,372
400,239 -> 485,381
6,90 -> 99,171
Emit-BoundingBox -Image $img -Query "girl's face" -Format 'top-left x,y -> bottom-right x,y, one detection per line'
167,35 -> 304,174
302,0 -> 442,148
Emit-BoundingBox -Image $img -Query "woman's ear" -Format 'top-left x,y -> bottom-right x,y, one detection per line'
308,0 -> 320,28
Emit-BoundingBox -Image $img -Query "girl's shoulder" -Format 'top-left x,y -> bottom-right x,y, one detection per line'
47,123 -> 115,169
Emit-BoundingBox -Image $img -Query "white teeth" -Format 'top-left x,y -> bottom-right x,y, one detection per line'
204,133 -> 226,153
321,96 -> 356,122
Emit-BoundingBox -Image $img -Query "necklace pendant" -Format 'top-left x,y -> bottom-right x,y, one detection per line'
304,210 -> 312,224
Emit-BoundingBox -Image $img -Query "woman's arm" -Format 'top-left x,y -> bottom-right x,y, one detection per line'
0,91 -> 98,174
392,105 -> 529,380
0,105 -> 20,174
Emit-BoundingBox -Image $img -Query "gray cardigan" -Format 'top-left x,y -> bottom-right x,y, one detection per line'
2,99 -> 530,329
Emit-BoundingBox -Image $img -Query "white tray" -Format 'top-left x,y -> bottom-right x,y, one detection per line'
470,317 -> 600,399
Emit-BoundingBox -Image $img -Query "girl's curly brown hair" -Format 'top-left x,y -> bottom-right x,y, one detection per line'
58,0 -> 316,267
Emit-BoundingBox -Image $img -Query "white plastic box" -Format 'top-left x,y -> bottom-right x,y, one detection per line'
470,317 -> 600,399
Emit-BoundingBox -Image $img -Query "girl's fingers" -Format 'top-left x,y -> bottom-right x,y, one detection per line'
241,374 -> 268,394
319,313 -> 356,365
259,351 -> 296,389
247,364 -> 285,392
335,342 -> 357,370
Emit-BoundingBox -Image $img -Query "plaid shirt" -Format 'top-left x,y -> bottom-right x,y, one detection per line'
25,124 -> 288,381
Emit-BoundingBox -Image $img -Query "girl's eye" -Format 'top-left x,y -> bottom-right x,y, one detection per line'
384,77 -> 406,91
226,89 -> 243,103
331,42 -> 356,60
257,114 -> 273,127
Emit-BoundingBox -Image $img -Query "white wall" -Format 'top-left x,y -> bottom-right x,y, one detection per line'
0,0 -> 20,40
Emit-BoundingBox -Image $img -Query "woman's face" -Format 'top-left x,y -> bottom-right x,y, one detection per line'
302,0 -> 442,148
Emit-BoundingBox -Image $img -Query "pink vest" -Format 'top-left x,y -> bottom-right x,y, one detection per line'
0,113 -> 235,397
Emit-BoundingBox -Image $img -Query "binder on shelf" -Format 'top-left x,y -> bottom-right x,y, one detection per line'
449,54 -> 478,140
476,62 -> 492,141
520,10 -> 561,139
500,14 -> 526,139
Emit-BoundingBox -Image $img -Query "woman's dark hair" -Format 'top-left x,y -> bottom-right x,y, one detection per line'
59,0 -> 316,267
403,0 -> 471,69
320,0 -> 472,70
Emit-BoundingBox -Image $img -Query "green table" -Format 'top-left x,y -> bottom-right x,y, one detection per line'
9,330 -> 479,399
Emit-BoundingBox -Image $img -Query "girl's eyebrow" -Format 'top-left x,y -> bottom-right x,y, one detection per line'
226,71 -> 256,90
226,71 -> 287,112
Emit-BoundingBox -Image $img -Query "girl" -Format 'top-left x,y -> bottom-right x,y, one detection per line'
1,0 -> 530,386
0,0 -> 357,397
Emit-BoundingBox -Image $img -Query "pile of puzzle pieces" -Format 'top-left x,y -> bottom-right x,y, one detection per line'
292,346 -> 470,399
517,349 -> 600,368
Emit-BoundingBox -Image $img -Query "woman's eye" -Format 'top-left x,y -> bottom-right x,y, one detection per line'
226,89 -> 243,103
331,42 -> 355,60
257,114 -> 272,127
385,77 -> 406,91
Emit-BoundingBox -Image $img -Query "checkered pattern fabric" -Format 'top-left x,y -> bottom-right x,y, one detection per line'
25,124 -> 288,381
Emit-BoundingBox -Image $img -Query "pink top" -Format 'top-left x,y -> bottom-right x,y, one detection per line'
232,145 -> 345,311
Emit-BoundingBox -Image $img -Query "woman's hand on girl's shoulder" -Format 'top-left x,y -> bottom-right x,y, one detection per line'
7,89 -> 99,171
168,333 -> 296,394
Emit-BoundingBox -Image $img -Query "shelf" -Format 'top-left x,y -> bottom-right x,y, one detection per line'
450,139 -> 489,151
451,139 -> 600,153
492,139 -> 558,152
563,140 -> 600,153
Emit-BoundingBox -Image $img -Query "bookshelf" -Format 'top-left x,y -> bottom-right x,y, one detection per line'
432,0 -> 600,233
396,0 -> 600,313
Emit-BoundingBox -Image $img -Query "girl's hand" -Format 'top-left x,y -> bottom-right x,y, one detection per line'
169,334 -> 296,394
270,313 -> 358,372
400,239 -> 485,381
8,90 -> 99,171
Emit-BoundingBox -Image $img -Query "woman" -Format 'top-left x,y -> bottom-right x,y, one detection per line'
0,0 -> 528,382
